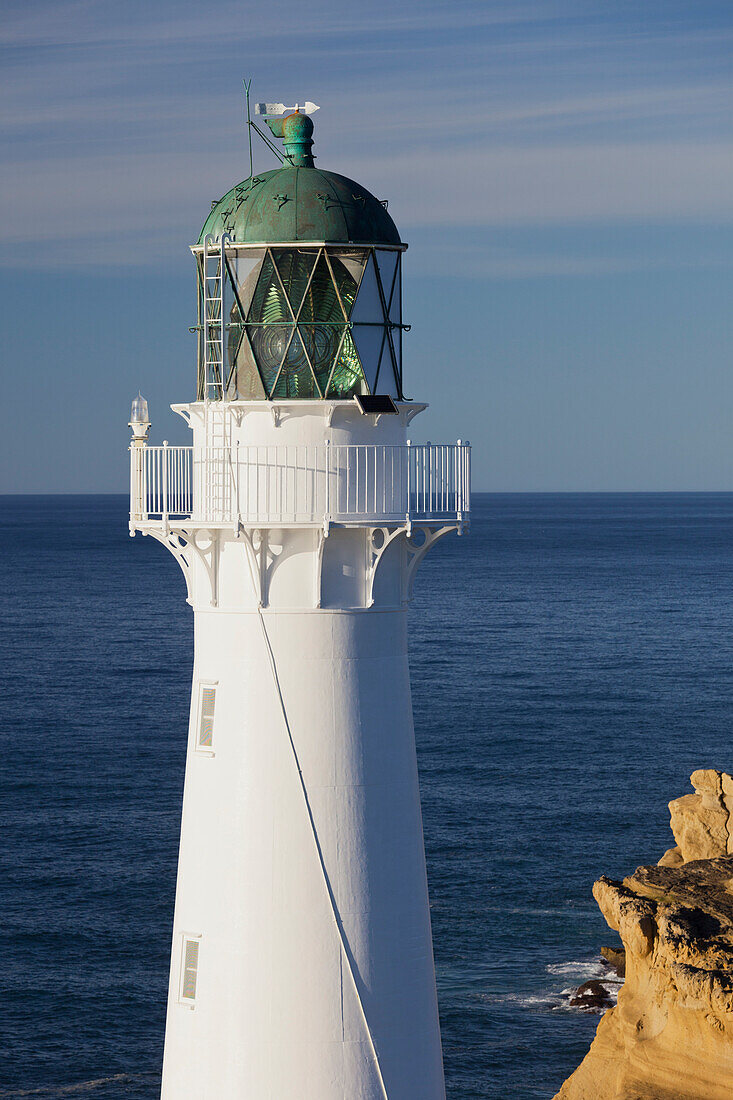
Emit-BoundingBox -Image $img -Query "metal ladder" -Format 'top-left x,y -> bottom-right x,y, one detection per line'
203,403 -> 234,522
202,233 -> 231,400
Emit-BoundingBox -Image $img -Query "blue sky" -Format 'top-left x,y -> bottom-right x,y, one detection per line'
1,0 -> 732,491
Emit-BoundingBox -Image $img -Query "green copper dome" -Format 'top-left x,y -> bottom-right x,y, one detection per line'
198,166 -> 402,247
194,109 -> 406,402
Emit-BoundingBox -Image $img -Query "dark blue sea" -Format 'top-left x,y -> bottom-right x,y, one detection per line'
3,493 -> 733,1099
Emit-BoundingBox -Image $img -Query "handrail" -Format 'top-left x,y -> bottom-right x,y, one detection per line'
130,442 -> 470,528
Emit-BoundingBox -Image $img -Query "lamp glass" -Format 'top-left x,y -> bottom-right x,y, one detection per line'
130,394 -> 149,424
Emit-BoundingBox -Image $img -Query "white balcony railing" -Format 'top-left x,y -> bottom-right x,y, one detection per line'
130,442 -> 470,529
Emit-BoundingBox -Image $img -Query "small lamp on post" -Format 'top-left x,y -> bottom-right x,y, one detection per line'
129,393 -> 150,531
129,392 -> 150,445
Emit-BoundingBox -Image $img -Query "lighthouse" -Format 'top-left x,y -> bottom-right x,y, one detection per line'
129,102 -> 470,1099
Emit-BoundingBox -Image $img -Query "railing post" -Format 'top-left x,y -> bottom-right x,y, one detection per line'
235,439 -> 240,530
426,441 -> 432,520
129,445 -> 138,531
466,441 -> 471,520
323,440 -> 331,536
162,440 -> 169,534
456,440 -> 462,523
405,439 -> 411,533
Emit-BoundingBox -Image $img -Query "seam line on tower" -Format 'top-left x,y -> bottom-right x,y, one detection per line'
255,603 -> 391,1100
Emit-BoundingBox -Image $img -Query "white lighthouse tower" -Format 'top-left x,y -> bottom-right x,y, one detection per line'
129,104 -> 470,1099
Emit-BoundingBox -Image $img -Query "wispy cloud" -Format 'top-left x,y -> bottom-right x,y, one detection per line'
1,0 -> 732,271
0,0 -> 548,48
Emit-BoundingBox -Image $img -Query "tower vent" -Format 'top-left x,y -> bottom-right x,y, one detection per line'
197,684 -> 217,749
180,937 -> 200,1002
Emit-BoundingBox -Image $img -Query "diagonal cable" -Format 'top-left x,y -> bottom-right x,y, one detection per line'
252,601 -> 391,1100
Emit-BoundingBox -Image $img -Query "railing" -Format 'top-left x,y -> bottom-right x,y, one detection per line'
130,442 -> 470,529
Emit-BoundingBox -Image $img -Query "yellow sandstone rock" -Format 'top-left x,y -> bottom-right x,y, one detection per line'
658,768 -> 733,866
554,770 -> 733,1100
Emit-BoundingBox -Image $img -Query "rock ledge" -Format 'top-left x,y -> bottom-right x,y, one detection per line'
554,770 -> 733,1100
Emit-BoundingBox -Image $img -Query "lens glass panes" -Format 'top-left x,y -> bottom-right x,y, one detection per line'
351,324 -> 386,393
333,248 -> 368,287
349,251 -> 385,394
273,248 -> 318,314
350,252 -> 382,324
269,329 -> 319,398
236,352 -> 266,399
230,318 -> 266,398
376,250 -> 402,395
376,251 -> 399,319
327,331 -> 366,397
298,253 -> 344,322
250,252 -> 290,322
214,245 -> 399,400
230,249 -> 266,317
296,324 -> 336,394
224,249 -> 268,399
250,324 -> 293,394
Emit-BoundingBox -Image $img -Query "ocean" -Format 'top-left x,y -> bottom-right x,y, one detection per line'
3,492 -> 733,1099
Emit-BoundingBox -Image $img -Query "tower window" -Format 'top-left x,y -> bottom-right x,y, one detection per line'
180,936 -> 200,1003
196,683 -> 217,751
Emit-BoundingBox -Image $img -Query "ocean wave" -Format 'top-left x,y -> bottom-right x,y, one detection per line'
478,957 -> 625,1017
0,1075 -> 151,1098
479,990 -> 566,1010
547,959 -> 611,979
547,957 -> 624,1014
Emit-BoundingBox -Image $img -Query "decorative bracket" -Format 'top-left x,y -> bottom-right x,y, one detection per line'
402,403 -> 427,426
188,529 -> 220,607
171,404 -> 193,426
147,530 -> 194,605
404,525 -> 456,604
146,528 -> 221,608
239,527 -> 285,607
366,526 -> 406,608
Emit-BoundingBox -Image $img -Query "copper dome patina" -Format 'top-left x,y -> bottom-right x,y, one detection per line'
195,110 -> 405,402
198,166 -> 401,247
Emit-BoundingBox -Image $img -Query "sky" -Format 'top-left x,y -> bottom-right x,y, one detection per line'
1,0 -> 732,492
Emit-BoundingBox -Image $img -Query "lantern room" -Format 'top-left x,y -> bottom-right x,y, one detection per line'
191,109 -> 406,403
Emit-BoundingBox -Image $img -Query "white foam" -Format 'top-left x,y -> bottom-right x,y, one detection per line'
547,956 -> 624,1015
547,959 -> 607,979
0,1075 -> 141,1098
475,956 -> 624,1017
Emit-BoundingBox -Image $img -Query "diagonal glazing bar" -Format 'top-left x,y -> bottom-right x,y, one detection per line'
322,249 -> 351,322
267,247 -> 326,398
346,246 -> 371,319
267,246 -> 298,322
223,251 -> 266,395
373,251 -> 400,398
383,251 -> 402,394
323,324 -> 351,398
370,326 -> 389,394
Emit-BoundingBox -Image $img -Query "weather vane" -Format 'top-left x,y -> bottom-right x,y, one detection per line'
254,102 -> 320,116
242,81 -> 321,174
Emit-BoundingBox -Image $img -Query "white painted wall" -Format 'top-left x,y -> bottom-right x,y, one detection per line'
157,401 -> 448,1099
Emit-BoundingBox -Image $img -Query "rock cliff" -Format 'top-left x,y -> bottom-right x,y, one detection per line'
554,770 -> 733,1100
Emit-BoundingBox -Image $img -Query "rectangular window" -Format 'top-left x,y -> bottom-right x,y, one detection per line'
180,936 -> 200,1003
197,683 -> 217,751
